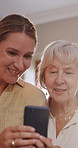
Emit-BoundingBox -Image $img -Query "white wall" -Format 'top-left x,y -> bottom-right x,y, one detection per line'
36,16 -> 78,58
24,60 -> 36,85
24,16 -> 78,85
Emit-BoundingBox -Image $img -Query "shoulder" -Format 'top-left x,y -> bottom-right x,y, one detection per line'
15,79 -> 46,104
18,79 -> 43,92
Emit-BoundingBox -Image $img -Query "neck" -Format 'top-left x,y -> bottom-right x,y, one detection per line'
49,97 -> 78,121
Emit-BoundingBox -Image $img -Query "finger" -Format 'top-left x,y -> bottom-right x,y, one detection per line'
35,139 -> 45,148
11,131 -> 40,139
2,126 -> 40,147
27,146 -> 36,148
8,125 -> 36,132
4,125 -> 36,140
39,136 -> 52,148
47,146 -> 61,148
13,138 -> 38,147
5,125 -> 40,140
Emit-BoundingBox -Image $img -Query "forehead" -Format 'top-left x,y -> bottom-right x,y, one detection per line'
0,32 -> 35,52
47,56 -> 76,69
6,32 -> 35,43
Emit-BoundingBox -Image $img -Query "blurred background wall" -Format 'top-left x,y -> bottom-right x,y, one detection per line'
0,0 -> 78,85
25,16 -> 78,85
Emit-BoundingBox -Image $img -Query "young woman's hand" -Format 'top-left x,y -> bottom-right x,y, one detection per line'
37,135 -> 61,148
0,125 -> 40,148
0,125 -> 61,148
29,135 -> 61,148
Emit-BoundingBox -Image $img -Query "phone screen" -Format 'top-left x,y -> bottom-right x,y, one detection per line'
24,105 -> 49,137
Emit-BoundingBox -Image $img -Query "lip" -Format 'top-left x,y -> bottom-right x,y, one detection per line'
52,88 -> 67,96
8,68 -> 20,75
53,88 -> 67,92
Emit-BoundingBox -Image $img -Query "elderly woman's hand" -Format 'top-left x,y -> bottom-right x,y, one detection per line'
0,125 -> 40,148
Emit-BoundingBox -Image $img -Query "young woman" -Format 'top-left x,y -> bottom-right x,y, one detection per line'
0,14 -> 58,148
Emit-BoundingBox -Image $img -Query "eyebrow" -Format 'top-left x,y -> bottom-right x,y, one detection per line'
7,47 -> 34,54
64,67 -> 75,70
49,64 -> 75,70
49,64 -> 56,68
7,47 -> 19,52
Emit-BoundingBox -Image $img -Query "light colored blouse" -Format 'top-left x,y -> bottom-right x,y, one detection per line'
48,108 -> 78,148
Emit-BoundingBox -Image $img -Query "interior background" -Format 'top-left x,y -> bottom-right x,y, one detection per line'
0,0 -> 78,85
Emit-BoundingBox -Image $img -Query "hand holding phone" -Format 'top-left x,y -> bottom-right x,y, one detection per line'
24,105 -> 49,137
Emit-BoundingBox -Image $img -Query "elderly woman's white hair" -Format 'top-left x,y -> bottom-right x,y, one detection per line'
38,40 -> 78,88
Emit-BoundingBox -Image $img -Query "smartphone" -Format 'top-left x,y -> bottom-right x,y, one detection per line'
24,105 -> 49,137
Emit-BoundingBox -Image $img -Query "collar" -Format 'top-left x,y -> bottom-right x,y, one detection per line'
16,78 -> 25,88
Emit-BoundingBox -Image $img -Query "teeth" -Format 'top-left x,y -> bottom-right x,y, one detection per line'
10,69 -> 19,74
54,89 -> 66,91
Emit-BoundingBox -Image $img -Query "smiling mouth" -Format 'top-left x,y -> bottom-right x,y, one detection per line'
8,68 -> 20,75
54,88 -> 66,92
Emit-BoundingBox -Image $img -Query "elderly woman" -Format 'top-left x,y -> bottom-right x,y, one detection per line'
39,40 -> 78,148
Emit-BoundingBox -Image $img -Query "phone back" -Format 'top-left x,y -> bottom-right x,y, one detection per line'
24,105 -> 49,137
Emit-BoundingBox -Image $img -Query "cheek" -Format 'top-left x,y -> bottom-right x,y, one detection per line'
45,78 -> 54,89
24,60 -> 32,69
45,74 -> 52,86
69,79 -> 78,88
68,80 -> 78,96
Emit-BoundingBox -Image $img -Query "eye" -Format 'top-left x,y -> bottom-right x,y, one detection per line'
7,51 -> 17,56
51,71 -> 57,73
65,72 -> 73,74
24,54 -> 33,59
50,70 -> 57,73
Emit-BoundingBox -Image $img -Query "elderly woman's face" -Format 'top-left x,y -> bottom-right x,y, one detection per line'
0,32 -> 35,84
44,56 -> 78,103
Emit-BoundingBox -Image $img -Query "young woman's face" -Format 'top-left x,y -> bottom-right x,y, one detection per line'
0,32 -> 35,84
44,56 -> 78,104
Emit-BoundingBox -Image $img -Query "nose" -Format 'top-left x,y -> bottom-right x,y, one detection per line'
14,58 -> 24,71
55,72 -> 65,84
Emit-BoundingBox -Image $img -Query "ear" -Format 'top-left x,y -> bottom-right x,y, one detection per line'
75,89 -> 78,97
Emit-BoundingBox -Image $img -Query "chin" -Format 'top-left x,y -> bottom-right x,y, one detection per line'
5,78 -> 18,84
